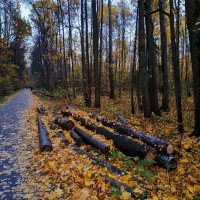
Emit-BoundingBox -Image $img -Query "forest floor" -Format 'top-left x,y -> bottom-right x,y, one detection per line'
1,90 -> 199,199
23,91 -> 199,200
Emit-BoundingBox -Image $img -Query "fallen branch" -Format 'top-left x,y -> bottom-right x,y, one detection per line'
70,145 -> 146,186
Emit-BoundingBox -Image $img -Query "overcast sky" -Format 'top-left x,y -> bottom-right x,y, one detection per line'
21,3 -> 31,20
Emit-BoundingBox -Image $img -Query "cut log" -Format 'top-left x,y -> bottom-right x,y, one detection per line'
95,127 -> 157,160
74,127 -> 110,153
55,117 -> 74,130
117,115 -> 127,125
116,126 -> 174,155
61,110 -> 72,117
57,131 -> 69,144
88,113 -> 96,118
50,123 -> 60,130
38,118 -> 53,152
37,106 -> 46,115
71,145 -> 146,186
70,130 -> 83,147
95,117 -> 174,155
66,105 -> 74,110
156,154 -> 177,169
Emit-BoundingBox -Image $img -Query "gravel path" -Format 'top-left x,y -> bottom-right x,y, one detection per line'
0,89 -> 33,200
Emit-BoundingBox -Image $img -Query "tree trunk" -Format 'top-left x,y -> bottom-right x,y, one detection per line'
131,7 -> 138,114
92,0 -> 101,107
81,0 -> 89,106
85,0 -> 92,106
108,0 -> 115,99
185,0 -> 200,136
159,0 -> 169,111
185,24 -> 191,97
169,0 -> 184,133
68,0 -> 76,99
138,0 -> 151,117
38,118 -> 53,152
145,1 -> 160,116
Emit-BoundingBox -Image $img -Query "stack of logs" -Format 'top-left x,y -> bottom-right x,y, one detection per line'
37,105 -> 177,169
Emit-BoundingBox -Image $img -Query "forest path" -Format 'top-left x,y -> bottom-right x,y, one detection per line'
0,89 -> 33,200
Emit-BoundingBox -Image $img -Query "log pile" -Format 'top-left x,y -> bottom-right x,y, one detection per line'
36,105 -> 177,169
64,106 -> 177,169
95,116 -> 174,155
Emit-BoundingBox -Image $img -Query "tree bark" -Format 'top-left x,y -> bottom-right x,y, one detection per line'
159,0 -> 169,111
57,131 -> 69,145
169,0 -> 184,133
131,7 -> 138,114
81,0 -> 89,106
92,0 -> 101,107
70,130 -> 83,146
145,1 -> 160,116
108,0 -> 115,99
55,117 -> 75,130
38,117 -> 53,152
85,0 -> 92,106
185,0 -> 200,136
138,0 -> 151,118
74,126 -> 109,153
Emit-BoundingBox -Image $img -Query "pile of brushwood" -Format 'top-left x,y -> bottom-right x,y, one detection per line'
37,104 -> 178,197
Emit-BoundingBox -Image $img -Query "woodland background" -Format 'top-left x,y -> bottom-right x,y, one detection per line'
0,0 -> 200,136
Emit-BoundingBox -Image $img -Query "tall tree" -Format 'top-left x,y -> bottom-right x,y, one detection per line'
185,0 -> 200,137
138,0 -> 151,118
169,0 -> 184,133
85,0 -> 91,106
159,0 -> 169,111
108,0 -> 115,99
81,0 -> 89,106
92,0 -> 101,107
145,0 -> 160,116
131,7 -> 138,114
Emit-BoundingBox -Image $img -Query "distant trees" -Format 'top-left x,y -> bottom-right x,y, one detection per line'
0,0 -> 31,96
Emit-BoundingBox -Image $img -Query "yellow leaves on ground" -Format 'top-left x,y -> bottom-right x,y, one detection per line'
134,188 -> 143,197
47,161 -> 57,173
120,191 -> 131,200
46,188 -> 63,200
19,94 -> 200,199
